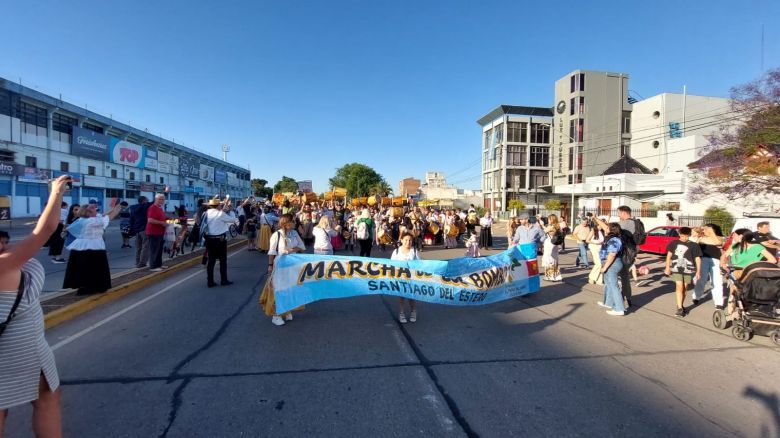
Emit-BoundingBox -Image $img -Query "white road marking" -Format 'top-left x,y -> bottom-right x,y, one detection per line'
50,251 -> 243,351
415,369 -> 456,432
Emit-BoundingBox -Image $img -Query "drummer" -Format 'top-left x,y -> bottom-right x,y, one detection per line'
444,210 -> 458,249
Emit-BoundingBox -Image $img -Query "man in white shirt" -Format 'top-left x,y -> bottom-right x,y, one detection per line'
202,197 -> 238,287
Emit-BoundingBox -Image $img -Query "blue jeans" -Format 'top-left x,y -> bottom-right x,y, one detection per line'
576,242 -> 590,267
603,258 -> 625,312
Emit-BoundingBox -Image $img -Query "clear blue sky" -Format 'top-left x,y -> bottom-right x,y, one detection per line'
2,0 -> 778,192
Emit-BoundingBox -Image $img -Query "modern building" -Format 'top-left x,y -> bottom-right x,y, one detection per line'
477,105 -> 554,213
398,177 -> 420,197
0,77 -> 251,217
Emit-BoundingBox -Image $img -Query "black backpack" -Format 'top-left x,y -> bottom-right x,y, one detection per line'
619,230 -> 637,266
551,230 -> 564,245
632,218 -> 647,245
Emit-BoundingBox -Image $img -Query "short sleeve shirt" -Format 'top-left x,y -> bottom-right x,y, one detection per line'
599,237 -> 623,262
753,232 -> 777,257
666,240 -> 702,274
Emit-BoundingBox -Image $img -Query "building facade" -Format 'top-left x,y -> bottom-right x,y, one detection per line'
398,177 -> 421,197
477,105 -> 554,213
0,77 -> 251,217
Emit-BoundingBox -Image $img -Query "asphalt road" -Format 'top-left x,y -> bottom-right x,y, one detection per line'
5,228 -> 780,437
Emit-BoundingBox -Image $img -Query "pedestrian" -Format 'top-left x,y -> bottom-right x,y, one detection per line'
479,211 -> 493,249
189,199 -> 207,250
202,198 -> 238,287
356,208 -> 374,257
297,204 -> 316,248
587,219 -> 605,285
0,175 -> 70,438
615,205 -> 640,307
542,216 -> 562,282
573,218 -> 591,269
118,201 -> 132,248
63,200 -> 122,294
48,201 -> 68,264
513,216 -> 546,250
146,194 -> 168,272
313,216 -> 337,255
597,222 -> 627,316
753,221 -> 779,258
693,224 -> 725,309
559,218 -> 569,251
262,213 -> 305,326
245,208 -> 258,251
129,196 -> 151,268
393,232 -> 420,323
664,227 -> 703,318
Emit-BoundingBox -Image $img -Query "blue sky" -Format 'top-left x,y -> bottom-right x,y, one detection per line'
2,0 -> 778,192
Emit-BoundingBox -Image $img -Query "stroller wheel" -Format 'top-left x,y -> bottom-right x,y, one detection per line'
732,324 -> 753,342
712,310 -> 728,330
770,330 -> 780,347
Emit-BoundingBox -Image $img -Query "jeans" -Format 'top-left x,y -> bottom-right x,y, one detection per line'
619,263 -> 632,301
575,242 -> 590,267
148,234 -> 164,269
135,231 -> 150,267
693,257 -> 724,306
604,258 -> 625,312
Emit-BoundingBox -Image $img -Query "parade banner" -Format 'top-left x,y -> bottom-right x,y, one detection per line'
271,244 -> 540,314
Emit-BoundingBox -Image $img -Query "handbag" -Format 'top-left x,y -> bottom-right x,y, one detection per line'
0,272 -> 26,338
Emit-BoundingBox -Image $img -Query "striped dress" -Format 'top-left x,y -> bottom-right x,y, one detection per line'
0,259 -> 60,409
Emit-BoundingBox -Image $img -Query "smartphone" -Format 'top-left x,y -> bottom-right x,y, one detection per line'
49,177 -> 73,192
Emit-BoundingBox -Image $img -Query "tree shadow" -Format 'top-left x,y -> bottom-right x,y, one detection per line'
744,386 -> 780,438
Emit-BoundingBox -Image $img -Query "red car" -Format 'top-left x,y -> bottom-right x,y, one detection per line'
639,226 -> 682,255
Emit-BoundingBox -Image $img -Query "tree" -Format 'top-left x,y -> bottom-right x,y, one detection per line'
508,199 -> 525,212
328,163 -> 386,198
544,199 -> 562,211
689,68 -> 780,207
703,206 -> 735,234
251,178 -> 273,198
369,181 -> 393,197
273,176 -> 299,193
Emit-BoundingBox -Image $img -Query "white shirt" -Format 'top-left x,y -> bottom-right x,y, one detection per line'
391,247 -> 420,261
479,217 -> 493,227
67,215 -> 110,251
268,230 -> 306,255
203,209 -> 238,236
313,226 -> 337,252
59,208 -> 68,223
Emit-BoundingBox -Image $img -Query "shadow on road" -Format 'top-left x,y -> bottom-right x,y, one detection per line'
744,386 -> 780,438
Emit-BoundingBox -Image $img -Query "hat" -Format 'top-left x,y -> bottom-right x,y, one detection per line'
208,198 -> 222,207
528,216 -> 537,224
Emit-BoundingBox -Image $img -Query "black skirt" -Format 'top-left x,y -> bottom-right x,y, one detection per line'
479,227 -> 493,248
48,223 -> 65,256
63,249 -> 112,294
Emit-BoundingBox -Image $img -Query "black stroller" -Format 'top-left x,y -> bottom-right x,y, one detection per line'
713,262 -> 780,346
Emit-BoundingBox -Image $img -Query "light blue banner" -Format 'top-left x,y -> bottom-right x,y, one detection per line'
271,244 -> 540,314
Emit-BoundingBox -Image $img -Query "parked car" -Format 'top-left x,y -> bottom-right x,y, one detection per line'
639,226 -> 681,255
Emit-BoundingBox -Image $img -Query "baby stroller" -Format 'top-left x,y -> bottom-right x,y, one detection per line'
713,262 -> 780,346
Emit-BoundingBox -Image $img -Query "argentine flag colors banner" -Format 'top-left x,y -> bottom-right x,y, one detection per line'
271,243 -> 541,314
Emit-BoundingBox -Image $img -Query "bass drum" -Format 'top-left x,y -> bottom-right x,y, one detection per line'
428,221 -> 440,235
377,228 -> 393,245
390,207 -> 404,218
446,224 -> 459,237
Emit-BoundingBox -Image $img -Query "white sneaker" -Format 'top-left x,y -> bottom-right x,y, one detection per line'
285,313 -> 293,321
596,301 -> 611,308
150,268 -> 162,272
271,316 -> 285,326
409,310 -> 417,323
554,275 -> 563,282
606,310 -> 625,316
399,313 -> 407,323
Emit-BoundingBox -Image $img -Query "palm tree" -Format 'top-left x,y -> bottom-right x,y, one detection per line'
369,181 -> 393,197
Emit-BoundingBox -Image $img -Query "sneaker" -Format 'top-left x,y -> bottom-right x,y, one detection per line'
596,301 -> 611,309
409,310 -> 417,323
399,313 -> 407,324
554,275 -> 563,282
634,280 -> 647,287
52,258 -> 66,264
150,268 -> 162,272
285,313 -> 293,321
606,309 -> 625,316
271,315 -> 285,326
675,308 -> 686,318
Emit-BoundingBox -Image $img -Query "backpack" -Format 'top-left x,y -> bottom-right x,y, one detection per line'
631,218 -> 647,245
356,220 -> 370,240
619,230 -> 637,266
551,230 -> 564,245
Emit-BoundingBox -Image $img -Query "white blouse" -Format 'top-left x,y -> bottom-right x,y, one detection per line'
268,230 -> 306,256
479,217 -> 493,227
67,216 -> 110,251
391,247 -> 420,261
313,226 -> 337,252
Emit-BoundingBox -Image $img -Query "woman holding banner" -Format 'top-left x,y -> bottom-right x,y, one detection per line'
392,232 -> 421,323
262,213 -> 306,326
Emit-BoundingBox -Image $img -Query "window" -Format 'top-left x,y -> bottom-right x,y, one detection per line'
52,113 -> 77,143
0,89 -> 20,118
569,97 -> 575,116
507,145 -> 526,166
129,171 -> 136,181
570,75 -> 576,93
579,73 -> 585,91
577,118 -> 584,142
145,174 -> 151,183
87,166 -> 96,175
83,122 -> 104,134
483,128 -> 493,149
570,74 -> 585,93
621,140 -> 631,157
159,176 -> 164,184
529,170 -> 549,189
19,102 -> 47,137
529,147 -> 549,167
483,150 -> 488,170
506,169 -> 526,189
568,147 -> 574,170
577,148 -> 583,170
106,189 -> 124,198
507,122 -> 527,142
188,180 -> 194,187
530,123 -> 550,144
579,97 -> 585,115
569,120 -> 575,143
126,190 -> 139,200
60,161 -> 69,172
110,169 -> 118,178
622,111 -> 631,134
25,156 -> 37,167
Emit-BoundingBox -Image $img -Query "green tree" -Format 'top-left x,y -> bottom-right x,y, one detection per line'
544,199 -> 562,211
329,163 -> 386,198
251,178 -> 273,198
508,199 -> 525,212
273,176 -> 300,193
369,181 -> 394,197
703,206 -> 735,233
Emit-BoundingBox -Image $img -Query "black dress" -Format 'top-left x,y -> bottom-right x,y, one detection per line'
479,224 -> 493,248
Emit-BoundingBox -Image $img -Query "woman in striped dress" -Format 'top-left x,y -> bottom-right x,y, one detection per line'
0,175 -> 69,437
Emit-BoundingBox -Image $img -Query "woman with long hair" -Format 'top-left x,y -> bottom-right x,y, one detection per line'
313,216 -> 337,255
598,223 -> 626,316
393,232 -> 421,323
587,220 -> 605,285
693,223 -> 725,309
0,175 -> 70,437
261,213 -> 306,326
542,214 -> 562,281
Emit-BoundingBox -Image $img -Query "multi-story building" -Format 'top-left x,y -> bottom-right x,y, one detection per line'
423,172 -> 447,189
398,177 -> 421,197
477,105 -> 554,212
0,77 -> 251,217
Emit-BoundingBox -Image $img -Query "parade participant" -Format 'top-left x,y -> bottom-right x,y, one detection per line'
129,196 -> 151,267
189,199 -> 207,250
65,204 -> 80,225
63,200 -> 122,295
297,204 -> 315,247
693,224 -> 725,308
542,216 -> 562,281
466,208 -> 479,236
392,232 -> 421,323
573,218 -> 591,269
202,198 -> 238,287
48,202 -> 68,264
598,223 -> 626,316
444,210 -> 458,249
479,212 -> 493,250
146,194 -> 168,272
587,220 -> 606,285
664,227 -> 702,318
506,217 -> 520,248
344,215 -> 356,253
465,230 -> 480,258
559,218 -> 569,251
245,207 -> 258,251
313,216 -> 337,255
0,175 -> 70,438
356,209 -> 374,257
257,207 -> 276,253
333,203 -> 345,229
263,214 -> 305,326
513,216 -> 546,249
119,201 -> 132,249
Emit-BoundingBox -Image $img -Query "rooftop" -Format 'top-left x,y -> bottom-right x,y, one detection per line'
477,105 -> 554,126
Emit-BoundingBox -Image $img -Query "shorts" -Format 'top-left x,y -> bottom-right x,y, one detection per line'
671,273 -> 693,284
247,230 -> 257,238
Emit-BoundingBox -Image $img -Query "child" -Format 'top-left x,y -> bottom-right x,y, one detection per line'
245,214 -> 257,251
664,227 -> 702,317
465,230 -> 480,258
542,225 -> 562,281
345,216 -> 356,253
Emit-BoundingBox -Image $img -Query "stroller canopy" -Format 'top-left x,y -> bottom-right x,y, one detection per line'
739,262 -> 780,305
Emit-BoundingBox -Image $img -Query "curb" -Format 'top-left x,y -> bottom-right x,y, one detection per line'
44,240 -> 246,329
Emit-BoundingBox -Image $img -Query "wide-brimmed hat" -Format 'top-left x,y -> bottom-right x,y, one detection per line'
208,198 -> 222,207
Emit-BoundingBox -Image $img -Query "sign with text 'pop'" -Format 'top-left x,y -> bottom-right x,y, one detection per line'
110,139 -> 145,168
269,244 -> 540,314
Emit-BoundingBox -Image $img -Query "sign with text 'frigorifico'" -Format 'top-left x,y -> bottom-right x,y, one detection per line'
271,244 -> 540,314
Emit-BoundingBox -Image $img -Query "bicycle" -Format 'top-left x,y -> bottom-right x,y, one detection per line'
228,223 -> 238,239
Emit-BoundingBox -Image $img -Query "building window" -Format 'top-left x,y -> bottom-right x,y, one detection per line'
529,147 -> 549,167
568,175 -> 573,184
622,111 -> 631,134
19,102 -> 47,137
145,174 -> 151,183
126,190 -> 139,200
506,169 -> 526,190
188,180 -> 194,187
570,74 -> 585,93
507,145 -> 527,166
579,73 -> 585,91
568,147 -> 574,171
87,166 -> 96,175
577,148 -> 583,170
577,118 -> 584,142
530,123 -> 550,144
529,170 -> 549,189
83,122 -> 104,134
653,111 -> 661,119
159,176 -> 164,184
106,189 -> 124,198
579,97 -> 585,115
129,171 -> 135,181
111,169 -> 118,178
569,97 -> 575,116
621,140 -> 631,157
52,113 -> 77,143
483,128 -> 493,149
60,161 -> 69,172
569,120 -> 575,143
25,156 -> 37,167
570,75 -> 576,93
507,122 -> 527,142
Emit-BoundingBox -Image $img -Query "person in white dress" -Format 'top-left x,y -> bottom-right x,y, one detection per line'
62,202 -> 122,294
542,215 -> 563,282
262,213 -> 306,326
392,232 -> 421,323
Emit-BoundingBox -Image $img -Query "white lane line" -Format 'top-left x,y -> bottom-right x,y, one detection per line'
50,251 -> 244,351
415,368 -> 456,433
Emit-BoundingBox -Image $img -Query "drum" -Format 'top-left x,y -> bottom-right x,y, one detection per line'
341,229 -> 352,240
272,193 -> 286,206
301,192 -> 318,203
368,196 -> 378,206
392,197 -> 405,207
377,228 -> 392,245
333,187 -> 347,198
447,224 -> 459,237
390,207 -> 403,218
381,197 -> 392,207
428,221 -> 440,235
458,222 -> 466,233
